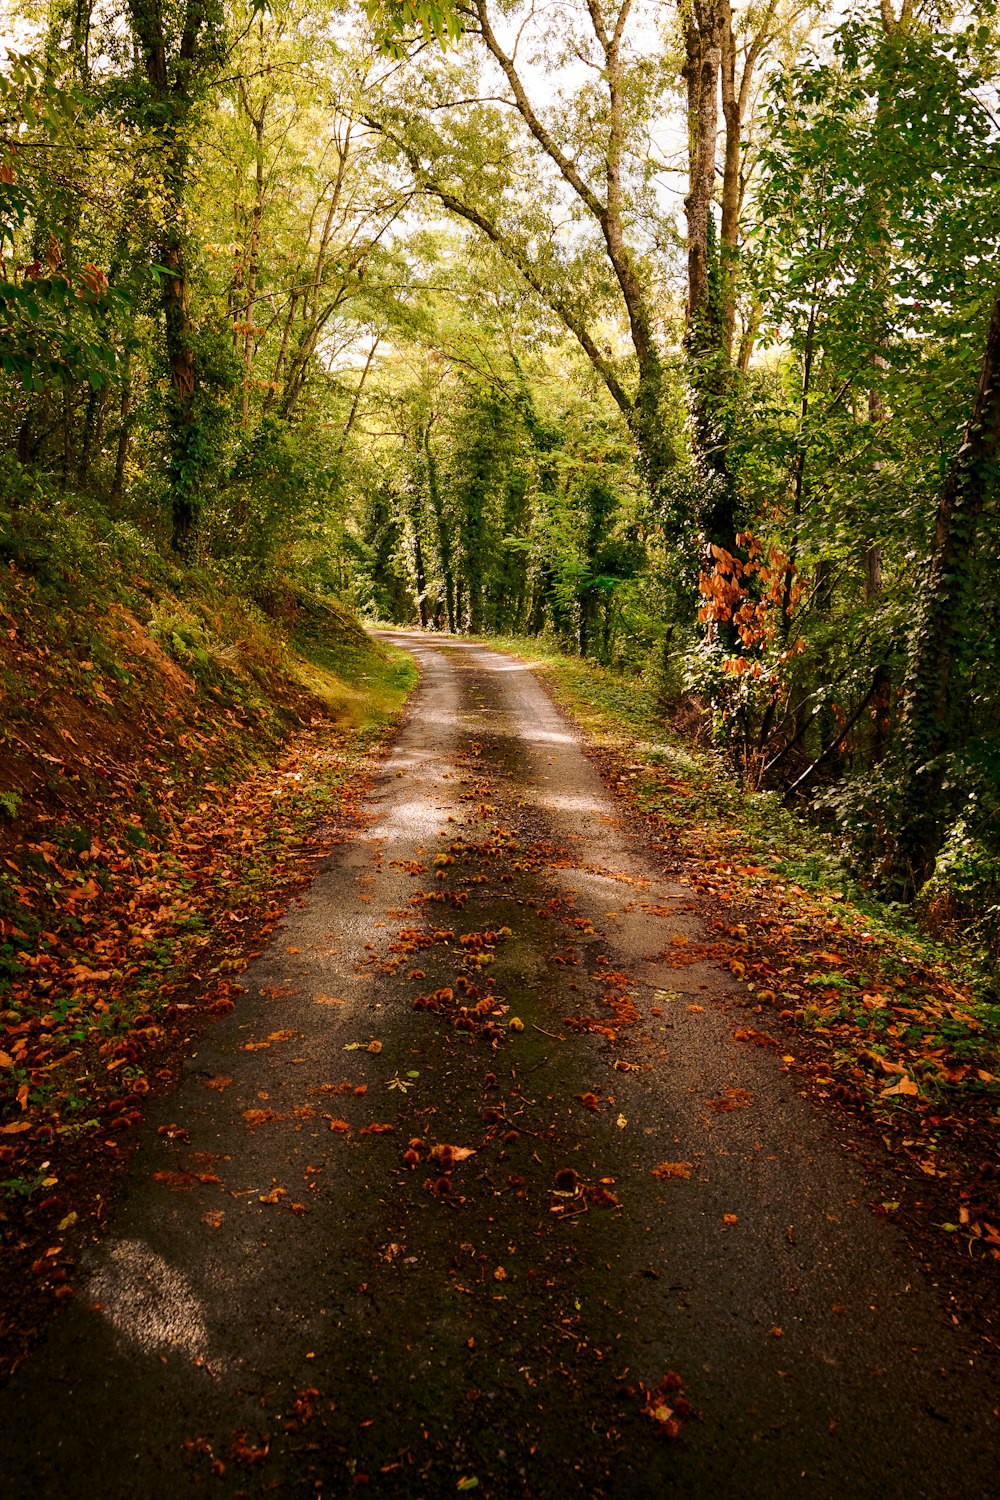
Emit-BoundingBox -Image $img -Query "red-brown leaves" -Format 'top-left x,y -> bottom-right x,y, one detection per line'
708,1088 -> 754,1113
229,1432 -> 269,1466
153,1169 -> 220,1191
651,1162 -> 692,1180
243,1108 -> 284,1127
640,1371 -> 694,1440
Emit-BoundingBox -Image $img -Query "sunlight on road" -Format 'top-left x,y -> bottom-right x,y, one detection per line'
90,1240 -> 211,1366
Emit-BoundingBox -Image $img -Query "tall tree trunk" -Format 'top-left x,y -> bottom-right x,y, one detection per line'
425,424 -> 455,632
683,1 -> 722,343
883,296 -> 1000,898
127,0 -> 220,556
109,373 -> 132,511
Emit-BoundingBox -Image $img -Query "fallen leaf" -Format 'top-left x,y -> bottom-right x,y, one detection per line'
651,1162 -> 691,1180
204,1075 -> 232,1091
709,1088 -> 754,1112
881,1076 -> 919,1098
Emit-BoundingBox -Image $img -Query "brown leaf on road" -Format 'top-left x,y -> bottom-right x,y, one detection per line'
230,1433 -> 269,1466
640,1371 -> 694,1440
709,1088 -> 754,1112
430,1143 -> 475,1167
243,1109 -> 285,1126
360,1123 -> 394,1135
651,1162 -> 692,1180
154,1170 -> 220,1191
204,1075 -> 232,1091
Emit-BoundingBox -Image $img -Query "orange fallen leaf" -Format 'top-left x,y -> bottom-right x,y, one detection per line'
709,1088 -> 754,1112
204,1075 -> 232,1091
154,1170 -> 199,1191
881,1076 -> 919,1098
651,1162 -> 691,1180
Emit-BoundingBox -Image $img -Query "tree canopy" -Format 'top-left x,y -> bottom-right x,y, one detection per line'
2,0 -> 1000,939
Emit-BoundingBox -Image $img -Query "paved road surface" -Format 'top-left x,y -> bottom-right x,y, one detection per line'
1,635 -> 996,1498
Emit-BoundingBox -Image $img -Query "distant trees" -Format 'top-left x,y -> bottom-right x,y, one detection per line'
3,0 -> 1000,927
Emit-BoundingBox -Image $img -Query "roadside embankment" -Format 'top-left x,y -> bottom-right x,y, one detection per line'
0,557 -> 414,1371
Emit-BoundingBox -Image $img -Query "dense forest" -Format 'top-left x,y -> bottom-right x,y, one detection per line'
1,0 -> 998,953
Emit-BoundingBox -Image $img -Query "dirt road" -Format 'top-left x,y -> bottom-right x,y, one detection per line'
0,635 -> 996,1498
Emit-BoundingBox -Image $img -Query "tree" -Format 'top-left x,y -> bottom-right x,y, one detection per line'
125,0 -> 229,553
363,0 -> 680,492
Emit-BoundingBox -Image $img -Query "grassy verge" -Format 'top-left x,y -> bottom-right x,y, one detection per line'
488,634 -> 1000,1267
0,554 -> 415,1366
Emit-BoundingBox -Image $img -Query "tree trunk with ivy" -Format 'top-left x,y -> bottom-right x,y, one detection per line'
127,0 -> 222,556
882,296 -> 1000,898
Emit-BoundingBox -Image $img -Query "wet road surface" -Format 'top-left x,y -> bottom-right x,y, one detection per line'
1,635 -> 997,1498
